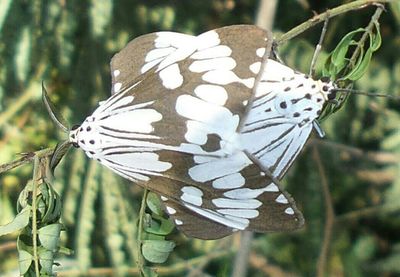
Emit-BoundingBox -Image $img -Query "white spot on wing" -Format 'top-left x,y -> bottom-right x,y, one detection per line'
202,70 -> 254,88
195,30 -> 220,50
194,84 -> 228,106
175,219 -> 183,225
114,82 -> 122,93
184,203 -> 249,230
155,32 -> 195,48
212,173 -> 245,189
276,194 -> 289,204
285,207 -> 295,215
141,56 -> 165,73
212,198 -> 262,209
223,188 -> 264,199
159,63 -> 183,89
166,206 -> 176,214
249,62 -> 261,74
113,70 -> 120,77
188,152 -> 250,182
217,209 -> 259,219
145,47 -> 176,62
181,186 -> 203,206
191,45 -> 232,60
161,196 -> 168,201
189,57 -> 236,73
256,47 -> 265,58
99,108 -> 162,133
265,183 -> 279,192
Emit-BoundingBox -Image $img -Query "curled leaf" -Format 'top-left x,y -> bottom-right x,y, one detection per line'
50,140 -> 72,175
142,240 -> 175,263
0,206 -> 30,236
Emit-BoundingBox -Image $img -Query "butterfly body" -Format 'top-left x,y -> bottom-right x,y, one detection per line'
69,25 -> 335,239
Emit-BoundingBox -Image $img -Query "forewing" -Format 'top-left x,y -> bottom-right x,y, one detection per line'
110,31 -> 195,94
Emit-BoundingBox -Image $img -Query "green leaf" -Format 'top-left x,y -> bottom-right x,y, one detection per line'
144,216 -> 175,236
0,206 -> 30,236
18,250 -> 33,275
347,48 -> 373,81
38,223 -> 62,251
58,246 -> 74,255
41,82 -> 69,132
371,22 -> 382,51
50,140 -> 72,175
142,240 -> 175,263
146,192 -> 164,216
38,248 -> 54,274
331,29 -> 363,65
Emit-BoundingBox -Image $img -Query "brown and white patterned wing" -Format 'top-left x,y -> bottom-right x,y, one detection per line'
72,25 -> 308,239
151,151 -> 304,240
110,31 -> 195,94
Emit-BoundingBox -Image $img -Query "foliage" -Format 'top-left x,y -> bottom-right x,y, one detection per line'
0,0 -> 400,276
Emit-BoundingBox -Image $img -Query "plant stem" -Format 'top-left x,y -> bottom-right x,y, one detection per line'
31,156 -> 41,277
0,148 -> 53,174
276,0 -> 391,45
348,6 -> 384,69
137,189 -> 149,275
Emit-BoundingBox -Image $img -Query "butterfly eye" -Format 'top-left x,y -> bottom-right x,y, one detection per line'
72,142 -> 79,148
320,76 -> 330,83
71,124 -> 80,131
327,90 -> 337,100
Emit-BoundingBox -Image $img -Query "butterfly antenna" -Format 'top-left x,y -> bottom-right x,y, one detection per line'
42,81 -> 69,132
309,16 -> 329,76
333,88 -> 400,101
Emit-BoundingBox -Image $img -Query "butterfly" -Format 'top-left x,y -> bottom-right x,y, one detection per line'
66,25 -> 336,239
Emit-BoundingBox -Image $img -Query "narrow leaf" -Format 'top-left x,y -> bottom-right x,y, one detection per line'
50,140 -> 72,175
371,22 -> 382,51
348,48 -> 373,81
42,82 -> 69,132
0,206 -> 30,236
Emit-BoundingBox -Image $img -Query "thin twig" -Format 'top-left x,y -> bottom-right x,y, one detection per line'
57,249 -> 232,276
31,156 -> 41,277
312,146 -> 335,277
336,203 -> 400,222
308,138 -> 400,164
348,6 -> 384,70
276,0 -> 390,45
255,0 -> 278,30
231,231 -> 253,277
0,148 -> 54,174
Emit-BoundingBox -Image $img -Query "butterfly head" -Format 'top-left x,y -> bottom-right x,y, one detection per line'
69,117 -> 102,156
317,76 -> 337,102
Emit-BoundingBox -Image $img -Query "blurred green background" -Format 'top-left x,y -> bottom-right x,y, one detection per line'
1,0 -> 400,276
